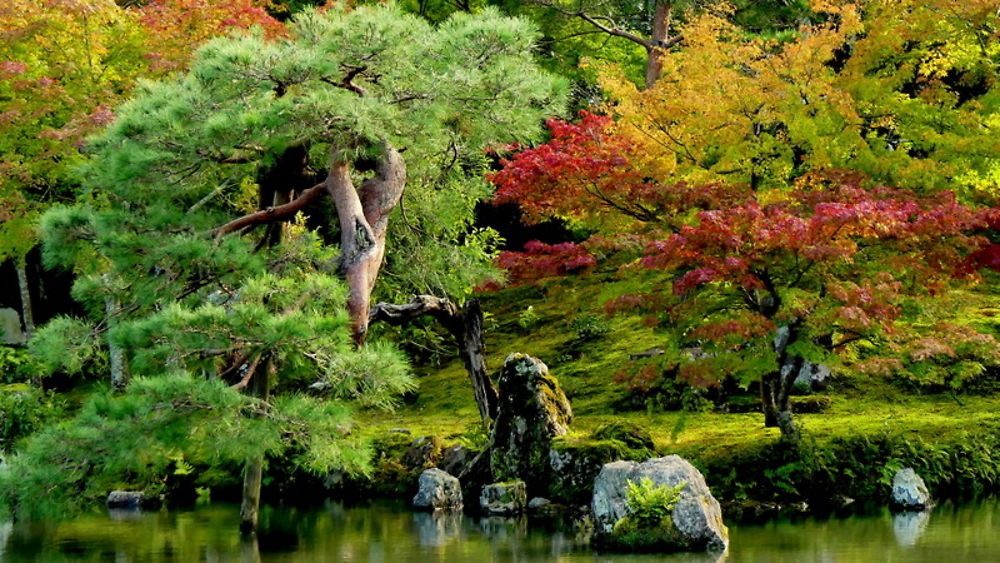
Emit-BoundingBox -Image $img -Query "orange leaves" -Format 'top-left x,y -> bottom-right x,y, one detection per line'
138,0 -> 284,72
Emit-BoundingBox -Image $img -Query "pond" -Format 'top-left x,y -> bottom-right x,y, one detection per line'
2,498 -> 998,562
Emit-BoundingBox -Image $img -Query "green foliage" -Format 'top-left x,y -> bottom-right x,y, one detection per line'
624,477 -> 685,522
568,313 -> 612,342
0,347 -> 41,383
0,374 -> 370,518
517,305 -> 542,331
0,385 -> 65,451
28,316 -> 104,378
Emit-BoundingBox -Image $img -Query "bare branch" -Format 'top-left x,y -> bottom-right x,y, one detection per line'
210,181 -> 327,236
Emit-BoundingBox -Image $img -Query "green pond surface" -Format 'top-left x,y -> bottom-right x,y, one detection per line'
2,499 -> 998,562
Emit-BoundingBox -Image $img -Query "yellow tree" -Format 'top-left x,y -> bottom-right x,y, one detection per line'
600,0 -> 1000,202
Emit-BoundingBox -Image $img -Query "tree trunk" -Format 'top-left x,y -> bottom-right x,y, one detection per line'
15,262 -> 35,339
644,2 -> 672,89
104,292 -> 130,390
326,146 -> 406,346
240,357 -> 272,535
456,299 -> 499,422
761,325 -> 802,440
369,295 -> 499,423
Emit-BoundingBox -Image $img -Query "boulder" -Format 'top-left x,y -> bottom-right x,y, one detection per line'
592,455 -> 728,552
489,354 -> 572,489
891,468 -> 931,511
0,308 -> 25,346
412,468 -> 463,511
480,480 -> 527,515
528,497 -> 551,509
106,490 -> 161,510
547,438 -> 650,504
791,360 -> 832,394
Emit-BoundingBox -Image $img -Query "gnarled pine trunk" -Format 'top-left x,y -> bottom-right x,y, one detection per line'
326,146 -> 406,346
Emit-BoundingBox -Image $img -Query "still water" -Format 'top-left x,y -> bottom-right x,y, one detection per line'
2,499 -> 998,562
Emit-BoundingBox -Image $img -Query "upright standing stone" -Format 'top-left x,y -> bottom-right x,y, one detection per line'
0,308 -> 25,345
891,468 -> 932,511
489,353 -> 572,489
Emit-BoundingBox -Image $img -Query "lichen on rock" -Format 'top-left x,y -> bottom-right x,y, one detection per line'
489,353 -> 572,491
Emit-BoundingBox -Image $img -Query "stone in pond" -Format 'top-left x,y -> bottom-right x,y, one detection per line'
412,468 -> 463,511
592,455 -> 728,552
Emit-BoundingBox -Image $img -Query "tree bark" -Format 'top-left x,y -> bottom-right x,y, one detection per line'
240,357 -> 272,535
15,262 -> 35,339
103,276 -> 130,390
326,146 -> 406,346
644,2 -> 672,90
369,295 -> 499,422
762,325 -> 802,440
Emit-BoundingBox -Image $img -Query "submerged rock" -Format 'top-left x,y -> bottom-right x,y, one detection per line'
489,353 -> 572,489
412,468 -> 463,511
891,468 -> 932,511
106,491 -> 161,510
592,455 -> 728,552
480,480 -> 527,515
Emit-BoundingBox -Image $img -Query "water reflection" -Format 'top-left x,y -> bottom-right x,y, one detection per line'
1,499 -> 999,562
892,509 -> 930,547
412,510 -> 462,547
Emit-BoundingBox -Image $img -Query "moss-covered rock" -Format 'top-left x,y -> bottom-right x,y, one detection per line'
480,480 -> 527,514
607,514 -> 690,552
547,438 -> 651,505
590,422 -> 656,453
490,353 -> 572,493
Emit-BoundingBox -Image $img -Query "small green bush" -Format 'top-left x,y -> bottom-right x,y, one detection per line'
625,477 -> 685,521
569,313 -> 612,341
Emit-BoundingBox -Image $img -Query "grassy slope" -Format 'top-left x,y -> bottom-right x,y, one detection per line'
360,272 -> 1000,465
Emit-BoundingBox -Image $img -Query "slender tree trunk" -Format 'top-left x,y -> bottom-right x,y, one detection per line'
644,2 -> 672,89
103,282 -> 130,390
326,146 -> 406,346
457,299 -> 499,422
240,357 -> 272,535
15,262 -> 35,339
369,295 -> 499,423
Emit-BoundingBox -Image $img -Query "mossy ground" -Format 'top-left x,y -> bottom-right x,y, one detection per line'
360,273 -> 1000,505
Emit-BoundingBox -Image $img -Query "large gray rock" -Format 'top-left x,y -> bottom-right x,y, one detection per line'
412,468 -> 463,511
592,455 -> 728,552
480,480 -> 527,515
792,360 -> 832,394
490,354 -> 572,488
0,308 -> 25,345
891,468 -> 931,511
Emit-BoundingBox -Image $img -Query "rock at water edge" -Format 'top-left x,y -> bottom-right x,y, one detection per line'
891,468 -> 931,511
412,468 -> 463,511
592,455 -> 728,552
